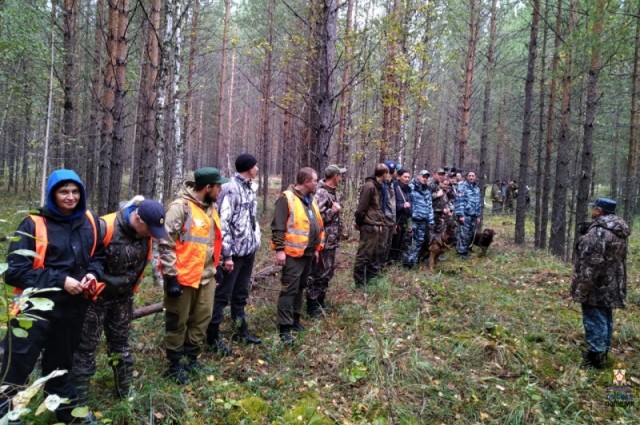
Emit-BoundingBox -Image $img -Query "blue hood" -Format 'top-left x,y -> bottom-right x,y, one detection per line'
46,169 -> 87,219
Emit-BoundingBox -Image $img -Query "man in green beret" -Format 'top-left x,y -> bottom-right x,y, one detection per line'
158,167 -> 229,384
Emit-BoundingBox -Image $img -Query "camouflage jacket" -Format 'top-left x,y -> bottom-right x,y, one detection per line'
455,180 -> 482,218
315,180 -> 342,250
218,173 -> 261,259
427,177 -> 447,212
571,215 -> 629,308
409,178 -> 434,224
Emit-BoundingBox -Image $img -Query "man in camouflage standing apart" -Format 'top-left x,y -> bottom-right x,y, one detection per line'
207,154 -> 262,356
571,198 -> 629,369
455,171 -> 482,259
307,164 -> 346,318
427,168 -> 448,236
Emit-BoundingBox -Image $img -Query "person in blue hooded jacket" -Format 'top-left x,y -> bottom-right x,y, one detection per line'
403,170 -> 434,267
0,169 -> 104,424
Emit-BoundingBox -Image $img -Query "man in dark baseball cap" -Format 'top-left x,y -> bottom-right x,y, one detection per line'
137,199 -> 168,239
589,198 -> 617,215
324,164 -> 347,178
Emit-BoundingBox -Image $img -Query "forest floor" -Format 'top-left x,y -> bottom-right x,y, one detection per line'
0,191 -> 638,424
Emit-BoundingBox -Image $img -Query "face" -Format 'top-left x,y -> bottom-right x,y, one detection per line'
417,174 -> 428,184
335,173 -> 343,185
436,172 -> 445,182
591,206 -> 603,219
247,164 -> 259,180
54,182 -> 81,215
399,172 -> 411,184
132,212 -> 152,237
467,172 -> 477,183
305,172 -> 319,194
205,184 -> 222,203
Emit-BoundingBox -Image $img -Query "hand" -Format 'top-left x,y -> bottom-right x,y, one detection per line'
458,216 -> 465,224
476,218 -> 481,225
332,202 -> 341,213
164,277 -> 183,297
223,258 -> 234,273
314,251 -> 320,264
404,202 -> 410,209
64,276 -> 85,296
275,251 -> 286,266
436,189 -> 444,198
215,266 -> 225,284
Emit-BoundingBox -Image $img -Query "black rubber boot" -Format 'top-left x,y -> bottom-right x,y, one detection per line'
581,351 -> 606,370
69,372 -> 92,408
306,297 -> 321,319
318,294 -> 331,312
292,313 -> 305,332
110,352 -> 135,399
165,349 -> 190,385
183,345 -> 207,375
206,323 -> 233,356
279,325 -> 295,346
232,319 -> 262,345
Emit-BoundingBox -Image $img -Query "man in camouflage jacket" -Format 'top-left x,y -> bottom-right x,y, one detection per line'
571,198 -> 629,369
455,171 -> 482,259
207,154 -> 262,355
307,164 -> 346,317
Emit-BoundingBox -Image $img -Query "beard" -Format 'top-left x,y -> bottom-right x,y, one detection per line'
204,193 -> 217,204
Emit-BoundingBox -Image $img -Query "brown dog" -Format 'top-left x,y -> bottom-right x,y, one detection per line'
426,223 -> 458,270
471,228 -> 495,254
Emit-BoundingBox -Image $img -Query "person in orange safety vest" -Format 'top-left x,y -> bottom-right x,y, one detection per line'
158,167 -> 228,385
271,167 -> 325,345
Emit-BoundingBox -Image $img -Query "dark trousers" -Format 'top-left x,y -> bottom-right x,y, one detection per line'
308,248 -> 337,299
582,304 -> 614,354
390,219 -> 411,262
209,253 -> 255,325
277,254 -> 313,325
0,304 -> 88,409
353,225 -> 382,286
72,293 -> 134,377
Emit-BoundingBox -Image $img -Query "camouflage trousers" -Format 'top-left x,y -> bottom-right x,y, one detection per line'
456,216 -> 477,255
390,218 -> 412,262
403,221 -> 430,266
308,248 -> 337,299
582,304 -> 614,353
71,292 -> 135,376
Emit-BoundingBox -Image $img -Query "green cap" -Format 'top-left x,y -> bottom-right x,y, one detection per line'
194,167 -> 229,186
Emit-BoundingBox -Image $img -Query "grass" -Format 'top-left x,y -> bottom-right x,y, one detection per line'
0,193 -> 638,424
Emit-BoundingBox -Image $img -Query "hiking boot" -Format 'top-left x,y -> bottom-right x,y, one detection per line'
185,358 -> 208,375
206,323 -> 233,356
292,314 -> 305,332
318,294 -> 331,312
279,325 -> 295,346
110,353 -> 135,399
581,351 -> 606,370
232,319 -> 262,345
306,297 -> 321,319
166,362 -> 190,385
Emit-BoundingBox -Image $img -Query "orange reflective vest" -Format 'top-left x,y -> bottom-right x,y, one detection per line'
173,200 -> 222,288
270,190 -> 325,257
13,211 -> 98,295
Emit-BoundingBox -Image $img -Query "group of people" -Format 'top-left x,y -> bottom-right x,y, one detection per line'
353,162 -> 483,287
0,153 -> 630,423
490,179 -> 531,214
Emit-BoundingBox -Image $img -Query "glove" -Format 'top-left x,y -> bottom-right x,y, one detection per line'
215,266 -> 224,284
164,276 -> 183,297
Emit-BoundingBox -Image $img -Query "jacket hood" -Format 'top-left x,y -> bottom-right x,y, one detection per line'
46,169 -> 87,220
178,180 -> 210,208
591,214 -> 630,239
364,176 -> 380,187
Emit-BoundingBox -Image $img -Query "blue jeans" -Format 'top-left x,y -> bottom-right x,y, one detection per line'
582,304 -> 613,354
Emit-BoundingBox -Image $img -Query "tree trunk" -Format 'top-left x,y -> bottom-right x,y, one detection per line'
62,0 -> 77,168
336,0 -> 354,166
515,0 -> 540,244
479,0 -> 498,219
624,3 -> 640,225
214,0 -> 231,168
549,0 -> 577,258
260,0 -> 275,212
225,49 -> 236,176
184,0 -> 198,174
380,0 -> 402,162
611,102 -> 621,198
541,0 -> 562,250
458,0 -> 480,169
172,0 -> 184,189
575,0 -> 604,239
41,6 -> 57,206
534,0 -> 549,248
107,0 -> 129,212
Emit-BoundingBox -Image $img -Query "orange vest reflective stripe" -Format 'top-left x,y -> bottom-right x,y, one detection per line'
13,211 -> 98,295
270,190 -> 325,258
174,200 -> 222,288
